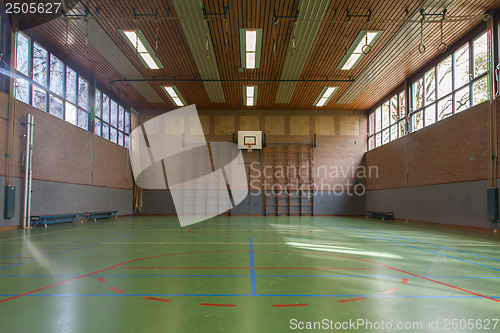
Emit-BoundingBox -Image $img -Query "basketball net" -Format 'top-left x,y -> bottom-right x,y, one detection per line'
246,143 -> 253,152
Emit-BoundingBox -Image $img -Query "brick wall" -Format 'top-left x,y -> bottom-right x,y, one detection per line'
366,99 -> 496,190
138,108 -> 367,191
0,94 -> 133,190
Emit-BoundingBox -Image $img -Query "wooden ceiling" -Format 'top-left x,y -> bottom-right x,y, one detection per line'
17,0 -> 500,111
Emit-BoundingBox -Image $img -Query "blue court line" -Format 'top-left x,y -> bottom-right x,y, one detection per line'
2,274 -> 500,279
0,227 -> 136,261
0,293 -> 498,298
249,237 -> 257,296
0,224 -> 162,271
314,219 -> 500,272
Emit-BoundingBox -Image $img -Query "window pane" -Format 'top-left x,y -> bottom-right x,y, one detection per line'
95,90 -> 102,118
399,91 -> 406,118
95,118 -> 101,136
437,55 -> 452,98
368,136 -> 374,150
110,127 -> 118,143
375,133 -> 381,147
398,120 -> 406,138
102,122 -> 109,140
50,54 -> 64,96
375,107 -> 381,132
14,78 -> 30,103
32,42 -> 48,87
49,95 -> 63,119
78,77 -> 89,110
382,129 -> 389,144
66,67 -> 77,103
125,111 -> 131,134
65,102 -> 77,125
472,76 -> 488,106
424,105 -> 436,126
124,135 -> 130,149
15,33 -> 30,76
368,112 -> 374,135
118,132 -> 124,146
412,78 -> 423,110
110,100 -> 118,127
78,108 -> 88,130
32,86 -> 46,111
390,96 -> 398,125
102,94 -> 110,122
473,32 -> 489,77
424,68 -> 435,104
118,106 -> 125,131
454,43 -> 469,88
412,111 -> 423,131
390,124 -> 397,141
382,102 -> 390,129
454,86 -> 470,113
437,96 -> 453,120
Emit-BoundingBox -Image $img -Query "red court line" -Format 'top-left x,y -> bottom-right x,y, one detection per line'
338,297 -> 366,303
188,229 -> 313,236
273,304 -> 308,307
200,303 -> 236,307
401,278 -> 409,284
2,249 -> 498,304
142,296 -> 171,303
382,288 -> 399,295
108,287 -> 125,293
98,277 -> 106,283
116,267 -> 389,270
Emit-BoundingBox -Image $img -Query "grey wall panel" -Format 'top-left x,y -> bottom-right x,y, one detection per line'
30,180 -> 133,216
0,177 -> 23,227
0,177 -> 133,227
314,192 -> 366,215
365,180 -> 497,229
141,189 -> 365,216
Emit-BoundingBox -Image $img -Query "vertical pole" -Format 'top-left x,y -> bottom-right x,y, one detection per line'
22,114 -> 34,228
487,15 -> 497,188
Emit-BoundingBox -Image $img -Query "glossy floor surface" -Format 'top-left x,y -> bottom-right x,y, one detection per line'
0,216 -> 499,332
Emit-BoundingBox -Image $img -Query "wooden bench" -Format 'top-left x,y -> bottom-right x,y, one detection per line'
85,211 -> 118,221
366,211 -> 394,220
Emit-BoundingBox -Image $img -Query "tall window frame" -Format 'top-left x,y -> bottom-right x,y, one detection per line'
368,91 -> 406,150
14,31 -> 91,130
94,89 -> 131,148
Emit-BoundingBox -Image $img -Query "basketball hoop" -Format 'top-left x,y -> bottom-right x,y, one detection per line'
246,143 -> 254,152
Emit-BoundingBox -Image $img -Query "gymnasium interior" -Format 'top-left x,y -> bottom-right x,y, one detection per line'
1,0 -> 500,332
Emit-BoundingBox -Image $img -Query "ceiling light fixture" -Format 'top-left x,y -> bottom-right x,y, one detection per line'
337,30 -> 383,70
243,85 -> 257,106
313,86 -> 338,107
162,86 -> 186,106
240,29 -> 262,69
119,30 -> 164,70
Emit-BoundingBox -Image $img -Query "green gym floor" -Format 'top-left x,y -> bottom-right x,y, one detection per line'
0,216 -> 499,333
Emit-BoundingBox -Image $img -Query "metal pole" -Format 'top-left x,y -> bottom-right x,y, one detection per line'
22,114 -> 34,229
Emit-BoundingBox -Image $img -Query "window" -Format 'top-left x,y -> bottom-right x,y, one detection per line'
408,31 -> 490,132
368,91 -> 406,150
94,89 -> 131,148
13,32 -> 91,131
368,30 -> 491,151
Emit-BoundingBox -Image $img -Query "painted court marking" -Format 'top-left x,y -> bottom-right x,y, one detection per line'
107,287 -> 125,293
401,278 -> 409,284
142,296 -> 171,303
273,303 -> 308,307
201,303 -> 236,307
382,288 -> 399,295
1,250 -> 498,304
338,297 -> 366,303
98,277 -> 106,283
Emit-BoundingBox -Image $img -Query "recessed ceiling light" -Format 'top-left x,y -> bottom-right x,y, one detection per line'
337,30 -> 383,70
119,30 -> 164,70
313,86 -> 338,107
162,86 -> 186,107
